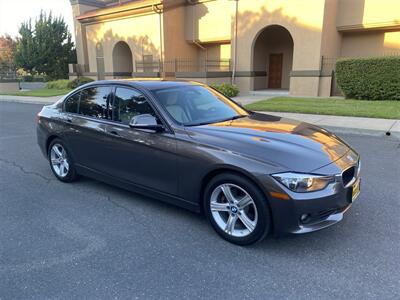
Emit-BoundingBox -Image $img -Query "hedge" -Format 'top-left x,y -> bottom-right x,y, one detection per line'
336,56 -> 400,100
46,79 -> 70,89
46,77 -> 94,90
67,76 -> 94,89
211,83 -> 239,97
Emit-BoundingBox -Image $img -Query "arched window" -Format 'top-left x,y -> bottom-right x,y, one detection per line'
112,41 -> 133,78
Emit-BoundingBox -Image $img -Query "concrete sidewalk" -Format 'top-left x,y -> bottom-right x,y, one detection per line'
1,94 -> 399,138
260,111 -> 400,138
0,94 -> 62,104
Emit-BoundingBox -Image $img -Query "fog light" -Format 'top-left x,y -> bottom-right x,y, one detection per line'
300,214 -> 310,223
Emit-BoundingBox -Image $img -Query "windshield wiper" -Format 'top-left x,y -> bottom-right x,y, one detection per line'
185,115 -> 247,127
224,115 -> 247,121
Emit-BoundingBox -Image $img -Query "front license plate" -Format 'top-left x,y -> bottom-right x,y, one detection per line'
352,179 -> 361,201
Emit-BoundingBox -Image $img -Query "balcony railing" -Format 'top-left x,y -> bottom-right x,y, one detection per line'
135,59 -> 231,74
68,63 -> 90,75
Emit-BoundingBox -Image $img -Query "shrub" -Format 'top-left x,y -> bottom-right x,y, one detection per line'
67,76 -> 94,89
211,83 -> 239,97
46,79 -> 70,89
336,56 -> 400,100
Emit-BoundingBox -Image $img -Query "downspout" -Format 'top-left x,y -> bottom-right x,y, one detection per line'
152,4 -> 163,76
231,0 -> 238,84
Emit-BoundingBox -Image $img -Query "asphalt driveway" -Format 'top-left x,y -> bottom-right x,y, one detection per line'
0,101 -> 399,299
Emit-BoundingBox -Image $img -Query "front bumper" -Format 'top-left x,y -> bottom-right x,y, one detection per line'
261,156 -> 361,236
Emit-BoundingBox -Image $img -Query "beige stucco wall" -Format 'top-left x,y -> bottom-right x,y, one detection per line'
185,0 -> 233,43
204,43 -> 231,71
163,3 -> 199,63
341,30 -> 400,57
205,43 -> 231,60
85,12 -> 162,74
235,0 -> 325,71
290,77 -> 320,97
71,3 -> 101,67
70,0 -> 399,97
337,0 -> 400,30
320,0 -> 342,58
232,0 -> 326,95
234,77 -> 252,96
318,77 -> 332,97
317,0 -> 341,97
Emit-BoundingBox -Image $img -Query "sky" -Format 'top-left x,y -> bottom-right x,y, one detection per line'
0,0 -> 75,40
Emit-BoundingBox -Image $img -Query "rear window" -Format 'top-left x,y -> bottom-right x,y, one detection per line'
64,92 -> 80,114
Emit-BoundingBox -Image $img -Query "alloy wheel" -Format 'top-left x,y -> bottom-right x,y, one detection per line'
210,183 -> 258,237
50,143 -> 69,178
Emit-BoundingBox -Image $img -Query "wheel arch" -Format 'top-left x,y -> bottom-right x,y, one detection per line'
46,135 -> 60,155
199,166 -> 274,228
199,166 -> 272,211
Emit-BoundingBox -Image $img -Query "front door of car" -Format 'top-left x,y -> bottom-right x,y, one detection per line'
103,86 -> 178,196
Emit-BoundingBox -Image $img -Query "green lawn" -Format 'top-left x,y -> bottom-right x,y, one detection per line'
1,88 -> 71,97
245,97 -> 400,119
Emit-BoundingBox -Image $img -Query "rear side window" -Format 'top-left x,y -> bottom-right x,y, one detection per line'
79,86 -> 113,119
113,87 -> 156,125
64,92 -> 80,113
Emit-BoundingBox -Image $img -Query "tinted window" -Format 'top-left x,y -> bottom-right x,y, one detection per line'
79,86 -> 113,119
64,92 -> 80,113
151,85 -> 248,126
113,87 -> 156,124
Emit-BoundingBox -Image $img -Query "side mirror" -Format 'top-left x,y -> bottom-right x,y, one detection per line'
129,114 -> 164,132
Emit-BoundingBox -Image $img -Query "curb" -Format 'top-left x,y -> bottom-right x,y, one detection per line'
0,98 -> 57,105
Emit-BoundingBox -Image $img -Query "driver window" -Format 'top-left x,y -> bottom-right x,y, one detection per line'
113,87 -> 156,125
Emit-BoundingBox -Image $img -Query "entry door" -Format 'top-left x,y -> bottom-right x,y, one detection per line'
268,53 -> 283,89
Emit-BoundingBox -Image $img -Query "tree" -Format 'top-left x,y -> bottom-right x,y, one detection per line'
0,35 -> 16,64
14,11 -> 76,79
0,35 -> 17,79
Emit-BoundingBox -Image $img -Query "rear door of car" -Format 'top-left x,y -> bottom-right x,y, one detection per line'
102,85 -> 178,196
62,84 -> 114,173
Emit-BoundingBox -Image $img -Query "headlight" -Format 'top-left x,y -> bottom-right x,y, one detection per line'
271,172 -> 334,193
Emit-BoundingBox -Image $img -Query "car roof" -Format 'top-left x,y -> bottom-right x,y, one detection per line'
87,78 -> 204,91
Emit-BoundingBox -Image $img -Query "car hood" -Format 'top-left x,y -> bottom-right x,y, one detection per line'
185,113 -> 352,173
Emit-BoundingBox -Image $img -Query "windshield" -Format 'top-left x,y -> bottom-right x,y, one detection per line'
151,85 -> 249,126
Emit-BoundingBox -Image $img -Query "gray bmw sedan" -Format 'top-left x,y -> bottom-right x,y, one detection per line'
37,79 -> 361,245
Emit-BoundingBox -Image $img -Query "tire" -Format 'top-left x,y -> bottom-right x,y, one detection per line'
48,138 -> 78,182
204,173 -> 271,245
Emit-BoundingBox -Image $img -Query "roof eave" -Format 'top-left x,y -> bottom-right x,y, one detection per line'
76,0 -> 163,23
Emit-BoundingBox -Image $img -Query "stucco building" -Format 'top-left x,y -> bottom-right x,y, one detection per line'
69,0 -> 400,96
